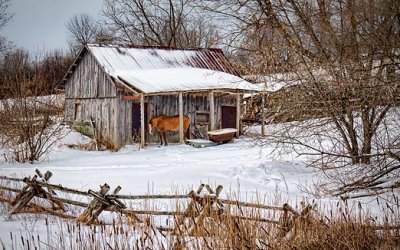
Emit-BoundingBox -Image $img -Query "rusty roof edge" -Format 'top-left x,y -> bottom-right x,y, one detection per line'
86,43 -> 223,53
87,44 -> 239,76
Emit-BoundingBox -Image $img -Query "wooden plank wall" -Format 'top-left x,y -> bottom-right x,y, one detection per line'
65,52 -> 117,99
66,90 -> 238,147
146,93 -> 237,143
64,52 -> 120,148
65,98 -> 118,148
115,92 -> 238,145
115,91 -> 133,148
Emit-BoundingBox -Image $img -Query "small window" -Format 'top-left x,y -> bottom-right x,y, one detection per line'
195,111 -> 210,124
74,103 -> 82,121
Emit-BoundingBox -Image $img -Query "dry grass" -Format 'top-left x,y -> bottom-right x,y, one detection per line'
1,186 -> 399,250
1,178 -> 399,249
3,208 -> 399,249
169,208 -> 400,250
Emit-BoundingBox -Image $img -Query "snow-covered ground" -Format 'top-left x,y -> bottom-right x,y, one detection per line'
1,126 -> 315,200
0,125 -> 390,247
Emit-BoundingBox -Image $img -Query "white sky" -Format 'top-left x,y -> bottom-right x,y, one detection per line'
2,0 -> 103,53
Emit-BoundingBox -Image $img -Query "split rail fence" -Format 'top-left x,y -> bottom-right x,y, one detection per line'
0,169 -> 313,239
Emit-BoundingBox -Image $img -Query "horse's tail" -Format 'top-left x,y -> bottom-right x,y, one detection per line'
186,122 -> 191,139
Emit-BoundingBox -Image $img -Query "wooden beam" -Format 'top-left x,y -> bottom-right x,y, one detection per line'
140,95 -> 145,148
141,89 -> 257,97
214,93 -> 230,99
209,91 -> 215,130
179,92 -> 184,144
123,95 -> 141,101
236,93 -> 241,137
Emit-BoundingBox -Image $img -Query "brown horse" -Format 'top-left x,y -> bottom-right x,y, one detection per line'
148,115 -> 190,146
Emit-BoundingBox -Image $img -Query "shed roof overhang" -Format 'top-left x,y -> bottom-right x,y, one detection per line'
115,67 -> 260,96
59,44 -> 259,95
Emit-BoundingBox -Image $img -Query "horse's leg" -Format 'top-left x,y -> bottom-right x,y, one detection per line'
184,125 -> 190,141
158,132 -> 163,146
164,132 -> 168,146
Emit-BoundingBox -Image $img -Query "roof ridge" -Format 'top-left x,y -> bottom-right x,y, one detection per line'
86,43 -> 223,52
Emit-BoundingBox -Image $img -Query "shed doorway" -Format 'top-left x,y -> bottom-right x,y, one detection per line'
221,106 -> 236,129
132,102 -> 148,142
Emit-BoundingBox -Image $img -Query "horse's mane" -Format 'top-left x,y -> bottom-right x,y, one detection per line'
150,114 -> 189,124
149,115 -> 167,124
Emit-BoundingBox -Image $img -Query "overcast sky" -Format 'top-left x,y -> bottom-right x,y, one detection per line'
2,0 -> 103,53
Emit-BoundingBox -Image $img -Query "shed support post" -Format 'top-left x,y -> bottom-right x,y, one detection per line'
236,93 -> 241,137
140,95 -> 145,148
209,91 -> 215,131
261,92 -> 265,136
179,92 -> 184,144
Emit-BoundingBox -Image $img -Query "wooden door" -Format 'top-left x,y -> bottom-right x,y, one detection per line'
221,106 -> 236,129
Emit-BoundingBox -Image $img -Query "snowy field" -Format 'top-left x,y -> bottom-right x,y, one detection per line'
0,125 -> 389,247
0,126 -> 321,200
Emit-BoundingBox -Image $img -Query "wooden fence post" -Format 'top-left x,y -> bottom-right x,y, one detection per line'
78,183 -> 110,223
87,185 -> 123,224
279,203 -> 301,238
78,183 -> 127,225
188,184 -> 224,237
173,184 -> 224,248
9,169 -> 63,215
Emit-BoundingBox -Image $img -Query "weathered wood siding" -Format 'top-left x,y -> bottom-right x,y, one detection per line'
114,91 -> 133,147
145,93 -> 237,143
64,50 -> 242,148
65,52 -> 117,99
65,98 -> 118,147
64,51 -> 120,149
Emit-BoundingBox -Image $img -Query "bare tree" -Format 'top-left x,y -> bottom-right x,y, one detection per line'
102,0 -> 221,48
203,0 -> 400,193
0,0 -> 13,54
66,13 -> 99,55
0,49 -> 66,163
36,50 -> 73,93
0,49 -> 32,98
0,94 -> 65,163
0,49 -> 72,98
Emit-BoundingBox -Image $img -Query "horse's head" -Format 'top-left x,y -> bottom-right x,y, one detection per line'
148,119 -> 154,134
148,116 -> 160,134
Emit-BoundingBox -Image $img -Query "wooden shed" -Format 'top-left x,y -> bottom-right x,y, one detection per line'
61,44 -> 258,149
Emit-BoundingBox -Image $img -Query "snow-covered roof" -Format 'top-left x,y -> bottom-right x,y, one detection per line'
116,68 -> 257,93
84,44 -> 258,94
244,73 -> 302,92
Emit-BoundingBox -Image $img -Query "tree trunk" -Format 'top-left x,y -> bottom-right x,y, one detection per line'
361,108 -> 373,164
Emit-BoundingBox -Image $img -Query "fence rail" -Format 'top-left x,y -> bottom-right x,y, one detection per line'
0,169 -> 312,240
